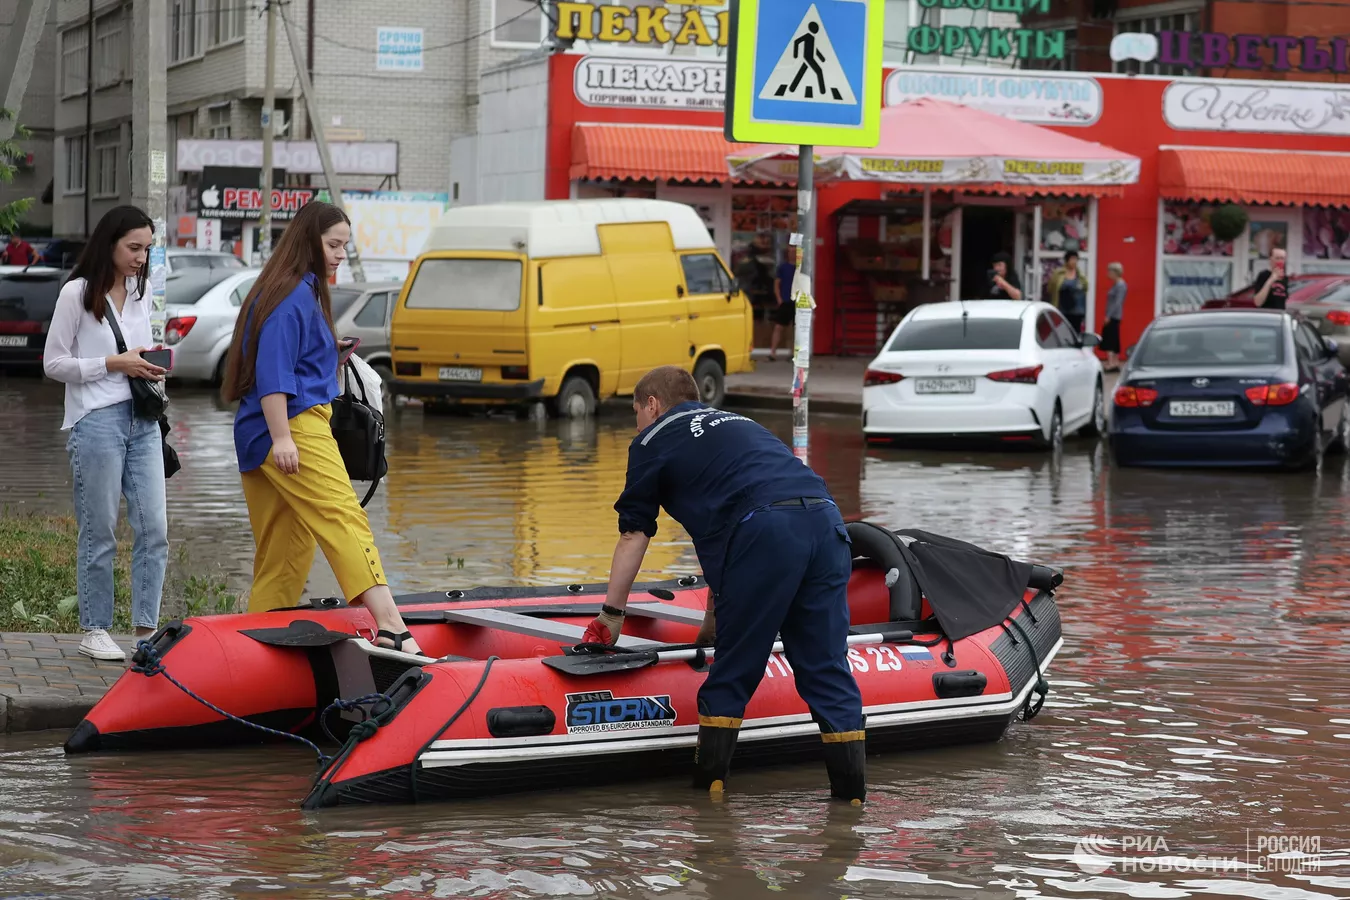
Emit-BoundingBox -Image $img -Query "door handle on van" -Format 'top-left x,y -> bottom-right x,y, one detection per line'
676,285 -> 686,298
689,313 -> 700,320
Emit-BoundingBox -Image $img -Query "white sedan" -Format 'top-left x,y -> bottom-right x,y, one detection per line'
163,268 -> 262,383
862,300 -> 1106,450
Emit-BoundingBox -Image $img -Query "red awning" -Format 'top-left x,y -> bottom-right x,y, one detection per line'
571,124 -> 776,185
1159,147 -> 1350,206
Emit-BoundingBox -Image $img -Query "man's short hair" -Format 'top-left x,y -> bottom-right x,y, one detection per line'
634,366 -> 699,410
991,251 -> 1011,266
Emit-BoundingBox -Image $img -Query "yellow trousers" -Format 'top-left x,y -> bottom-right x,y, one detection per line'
241,404 -> 386,612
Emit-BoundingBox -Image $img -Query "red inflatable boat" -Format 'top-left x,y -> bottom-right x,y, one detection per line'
64,524 -> 1064,809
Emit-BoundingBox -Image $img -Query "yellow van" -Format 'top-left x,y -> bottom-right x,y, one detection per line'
389,199 -> 754,416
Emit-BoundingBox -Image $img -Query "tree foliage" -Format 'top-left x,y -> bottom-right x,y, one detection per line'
0,108 -> 34,234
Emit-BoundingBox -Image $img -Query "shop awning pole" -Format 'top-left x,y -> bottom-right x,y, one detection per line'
791,144 -> 815,465
922,187 -> 932,282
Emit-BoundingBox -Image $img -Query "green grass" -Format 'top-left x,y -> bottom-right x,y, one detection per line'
0,511 -> 240,633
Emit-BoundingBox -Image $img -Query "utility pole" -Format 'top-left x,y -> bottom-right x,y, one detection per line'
279,3 -> 365,281
131,0 -> 169,343
0,0 -> 54,140
790,147 -> 815,465
258,0 -> 276,264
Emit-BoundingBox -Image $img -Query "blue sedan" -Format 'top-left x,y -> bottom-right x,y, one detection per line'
1110,309 -> 1350,469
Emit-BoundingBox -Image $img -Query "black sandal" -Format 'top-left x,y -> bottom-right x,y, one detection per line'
375,630 -> 429,657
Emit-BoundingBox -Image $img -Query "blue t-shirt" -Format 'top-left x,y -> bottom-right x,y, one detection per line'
776,262 -> 796,304
233,274 -> 338,472
614,401 -> 833,594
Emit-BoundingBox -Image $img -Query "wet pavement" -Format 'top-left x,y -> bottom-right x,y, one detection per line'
3,371 -> 1350,899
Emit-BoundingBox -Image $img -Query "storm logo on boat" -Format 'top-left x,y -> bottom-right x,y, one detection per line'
564,690 -> 677,734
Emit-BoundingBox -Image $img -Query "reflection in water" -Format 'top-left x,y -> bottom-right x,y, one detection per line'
2,373 -> 1350,899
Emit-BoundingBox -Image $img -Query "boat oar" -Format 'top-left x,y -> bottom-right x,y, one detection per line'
541,625 -> 915,678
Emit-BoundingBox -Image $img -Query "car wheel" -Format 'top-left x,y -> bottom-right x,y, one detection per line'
693,357 -> 726,407
212,353 -> 228,387
554,374 -> 597,419
1082,380 -> 1107,438
1037,404 -> 1064,453
370,363 -> 395,410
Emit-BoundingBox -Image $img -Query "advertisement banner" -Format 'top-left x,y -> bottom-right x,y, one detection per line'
177,140 -> 399,176
376,27 -> 423,72
728,151 -> 1139,186
1161,259 -> 1233,314
884,67 -> 1102,126
197,166 -> 316,221
1163,79 -> 1350,136
574,56 -> 726,110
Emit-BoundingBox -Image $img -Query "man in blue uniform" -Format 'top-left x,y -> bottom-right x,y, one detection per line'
582,366 -> 866,803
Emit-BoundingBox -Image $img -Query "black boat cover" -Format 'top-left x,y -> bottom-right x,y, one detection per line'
895,529 -> 1039,641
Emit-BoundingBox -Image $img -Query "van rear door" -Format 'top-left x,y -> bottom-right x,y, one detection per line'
391,253 -> 527,390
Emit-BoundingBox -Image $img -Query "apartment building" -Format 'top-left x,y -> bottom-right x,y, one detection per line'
0,0 -> 57,232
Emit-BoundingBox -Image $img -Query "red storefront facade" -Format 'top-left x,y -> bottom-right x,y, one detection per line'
541,52 -> 1350,356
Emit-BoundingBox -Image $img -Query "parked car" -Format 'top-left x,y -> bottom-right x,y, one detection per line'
1201,273 -> 1350,309
332,281 -> 403,402
862,300 -> 1106,451
166,248 -> 247,274
1109,309 -> 1349,469
1285,281 -> 1350,367
0,267 -> 68,369
35,239 -> 86,268
165,270 -> 370,384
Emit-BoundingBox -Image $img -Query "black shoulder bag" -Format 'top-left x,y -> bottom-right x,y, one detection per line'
105,311 -> 180,479
330,357 -> 387,507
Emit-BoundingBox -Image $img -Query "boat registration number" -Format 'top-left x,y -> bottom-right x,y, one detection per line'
914,377 -> 975,394
438,366 -> 482,382
1169,400 -> 1234,417
0,336 -> 26,347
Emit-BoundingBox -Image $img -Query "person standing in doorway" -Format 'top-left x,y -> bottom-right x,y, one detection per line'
1102,262 -> 1127,372
769,245 -> 797,361
987,252 -> 1022,300
43,207 -> 169,661
1253,247 -> 1290,310
1049,250 -> 1088,333
221,201 -> 425,655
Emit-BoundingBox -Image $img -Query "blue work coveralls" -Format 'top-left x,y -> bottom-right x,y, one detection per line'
613,402 -> 864,735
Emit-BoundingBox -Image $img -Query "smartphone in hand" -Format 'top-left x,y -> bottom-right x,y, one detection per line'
338,336 -> 361,366
141,348 -> 173,370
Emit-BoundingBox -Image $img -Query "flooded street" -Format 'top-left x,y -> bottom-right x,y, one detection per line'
3,371 -> 1350,899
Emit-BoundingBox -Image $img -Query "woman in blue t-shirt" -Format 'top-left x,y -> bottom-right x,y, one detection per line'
220,201 -> 423,656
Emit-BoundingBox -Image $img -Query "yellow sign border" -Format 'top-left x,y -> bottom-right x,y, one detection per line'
725,0 -> 884,147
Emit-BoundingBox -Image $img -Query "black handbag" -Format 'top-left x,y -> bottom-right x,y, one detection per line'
105,310 -> 179,479
330,358 -> 387,508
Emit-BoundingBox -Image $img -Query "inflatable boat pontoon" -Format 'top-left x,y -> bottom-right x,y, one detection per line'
64,524 -> 1065,808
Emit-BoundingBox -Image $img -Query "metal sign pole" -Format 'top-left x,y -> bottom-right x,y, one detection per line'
791,145 -> 815,464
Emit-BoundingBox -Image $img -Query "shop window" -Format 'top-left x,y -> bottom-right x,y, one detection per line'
1160,202 -> 1236,315
1113,9 -> 1201,77
1303,209 -> 1350,275
681,254 -> 731,295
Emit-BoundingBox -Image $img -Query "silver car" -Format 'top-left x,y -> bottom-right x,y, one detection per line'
1292,281 -> 1350,367
164,268 -> 262,383
166,249 -> 247,274
332,281 -> 403,400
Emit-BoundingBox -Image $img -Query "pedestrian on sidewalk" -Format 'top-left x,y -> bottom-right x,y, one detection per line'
1103,262 -> 1127,371
1049,250 -> 1088,333
769,245 -> 797,361
221,201 -> 426,656
42,206 -> 169,661
1,232 -> 37,266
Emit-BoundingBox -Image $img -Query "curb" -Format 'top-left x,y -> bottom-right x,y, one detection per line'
724,391 -> 862,416
1,692 -> 96,734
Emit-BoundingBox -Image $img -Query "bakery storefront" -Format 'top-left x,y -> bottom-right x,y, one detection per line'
519,44 -> 1350,355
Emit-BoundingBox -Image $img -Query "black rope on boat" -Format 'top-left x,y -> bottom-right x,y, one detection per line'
1005,616 -> 1049,720
408,655 -> 499,804
133,639 -> 396,771
1019,596 -> 1039,625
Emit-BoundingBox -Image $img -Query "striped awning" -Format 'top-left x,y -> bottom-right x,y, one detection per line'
1160,147 -> 1350,206
570,124 -> 780,185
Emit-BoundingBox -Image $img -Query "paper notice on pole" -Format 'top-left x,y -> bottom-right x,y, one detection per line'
794,306 -> 813,369
150,150 -> 167,186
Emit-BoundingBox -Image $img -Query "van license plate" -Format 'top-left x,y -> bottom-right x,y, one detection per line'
914,377 -> 975,394
1169,400 -> 1234,417
439,366 -> 482,382
0,336 -> 26,347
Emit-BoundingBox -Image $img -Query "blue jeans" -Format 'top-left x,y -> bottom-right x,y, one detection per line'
66,401 -> 168,631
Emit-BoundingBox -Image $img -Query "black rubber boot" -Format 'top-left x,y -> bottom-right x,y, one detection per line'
692,718 -> 741,794
821,734 -> 867,805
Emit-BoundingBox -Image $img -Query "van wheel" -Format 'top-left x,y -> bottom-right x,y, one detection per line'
694,358 -> 726,407
555,375 -> 597,419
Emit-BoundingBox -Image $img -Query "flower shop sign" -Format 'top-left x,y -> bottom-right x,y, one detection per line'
1164,80 -> 1350,137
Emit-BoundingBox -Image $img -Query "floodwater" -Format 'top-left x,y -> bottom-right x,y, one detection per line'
3,372 -> 1350,900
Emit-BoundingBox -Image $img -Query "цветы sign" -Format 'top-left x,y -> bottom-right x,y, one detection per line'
1156,31 -> 1349,73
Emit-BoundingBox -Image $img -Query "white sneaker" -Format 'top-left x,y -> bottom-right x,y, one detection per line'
79,629 -> 126,661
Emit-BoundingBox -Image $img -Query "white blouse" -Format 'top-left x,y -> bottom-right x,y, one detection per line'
43,277 -> 154,430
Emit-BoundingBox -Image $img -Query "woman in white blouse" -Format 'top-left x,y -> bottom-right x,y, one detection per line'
43,206 -> 170,661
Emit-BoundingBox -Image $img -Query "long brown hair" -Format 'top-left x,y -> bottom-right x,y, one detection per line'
67,206 -> 154,323
220,201 -> 350,402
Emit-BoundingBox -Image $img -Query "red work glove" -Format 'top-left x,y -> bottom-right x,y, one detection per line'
582,605 -> 625,645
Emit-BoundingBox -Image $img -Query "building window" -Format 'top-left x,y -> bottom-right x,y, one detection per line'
65,135 -> 87,194
207,105 -> 231,139
61,25 -> 89,96
205,0 -> 245,46
1114,9 -> 1201,76
170,0 -> 200,62
492,0 -> 547,47
94,7 -> 128,87
93,128 -> 120,197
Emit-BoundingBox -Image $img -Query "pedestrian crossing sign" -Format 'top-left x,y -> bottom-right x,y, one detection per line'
725,0 -> 883,147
